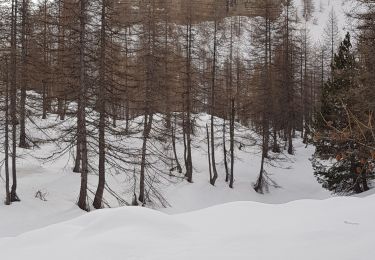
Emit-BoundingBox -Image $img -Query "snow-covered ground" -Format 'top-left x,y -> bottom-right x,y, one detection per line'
163,139 -> 331,214
1,195 -> 374,260
0,113 -> 331,237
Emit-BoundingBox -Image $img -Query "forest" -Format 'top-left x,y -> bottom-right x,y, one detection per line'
0,0 -> 375,258
0,0 -> 374,207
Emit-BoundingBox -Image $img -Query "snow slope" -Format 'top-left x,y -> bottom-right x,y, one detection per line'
0,195 -> 374,260
162,138 -> 331,214
0,113 -> 331,238
295,0 -> 349,42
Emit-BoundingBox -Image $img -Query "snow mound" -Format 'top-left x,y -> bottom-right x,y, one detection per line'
1,195 -> 374,260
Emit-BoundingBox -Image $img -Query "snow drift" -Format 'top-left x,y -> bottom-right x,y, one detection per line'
0,194 -> 374,260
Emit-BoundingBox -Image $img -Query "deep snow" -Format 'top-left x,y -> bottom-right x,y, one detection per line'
0,195 -> 374,260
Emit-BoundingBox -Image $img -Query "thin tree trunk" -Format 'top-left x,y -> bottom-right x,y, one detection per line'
210,19 -> 218,186
139,113 -> 153,204
4,58 -> 11,205
254,131 -> 266,194
172,115 -> 182,173
42,80 -> 47,119
42,0 -> 48,120
10,0 -> 20,202
184,21 -> 193,183
206,123 -> 212,182
19,0 -> 28,148
77,0 -> 88,211
223,120 -> 229,182
229,99 -> 235,188
73,141 -> 81,173
272,127 -> 280,153
93,0 -> 107,209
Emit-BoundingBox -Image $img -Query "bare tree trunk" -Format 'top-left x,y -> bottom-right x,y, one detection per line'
210,19 -> 218,186
139,113 -> 153,204
285,2 -> 294,155
184,21 -> 193,183
93,0 -> 107,209
42,0 -> 48,120
4,58 -> 11,205
57,0 -> 66,121
42,80 -> 47,119
223,120 -> 229,182
272,127 -> 280,153
254,131 -> 267,193
19,0 -> 29,148
172,115 -> 182,173
182,114 -> 187,169
77,0 -> 88,211
10,0 -> 20,202
73,142 -> 81,173
206,123 -> 212,182
124,27 -> 130,133
229,99 -> 235,188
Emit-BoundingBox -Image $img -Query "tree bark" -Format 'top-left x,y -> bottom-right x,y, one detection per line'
4,58 -> 11,205
139,114 -> 153,204
10,0 -> 20,202
210,19 -> 218,186
93,0 -> 107,209
19,0 -> 29,148
77,0 -> 88,211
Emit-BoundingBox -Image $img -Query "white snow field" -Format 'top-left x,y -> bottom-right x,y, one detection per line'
0,195 -> 374,260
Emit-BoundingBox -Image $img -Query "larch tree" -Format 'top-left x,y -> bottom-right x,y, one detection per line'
10,0 -> 20,202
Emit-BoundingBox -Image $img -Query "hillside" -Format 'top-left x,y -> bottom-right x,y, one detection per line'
0,113 -> 331,236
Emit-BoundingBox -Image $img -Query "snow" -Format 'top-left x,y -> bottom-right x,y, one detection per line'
162,138 -> 331,214
295,0 -> 349,43
0,113 -> 331,236
0,195 -> 374,260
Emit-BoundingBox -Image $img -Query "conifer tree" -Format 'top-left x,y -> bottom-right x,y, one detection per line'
313,33 -> 373,194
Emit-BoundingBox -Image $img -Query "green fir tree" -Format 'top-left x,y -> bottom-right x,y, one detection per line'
313,32 -> 373,194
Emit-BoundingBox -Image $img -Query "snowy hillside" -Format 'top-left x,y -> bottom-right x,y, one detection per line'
0,113 -> 331,237
295,0 -> 349,42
